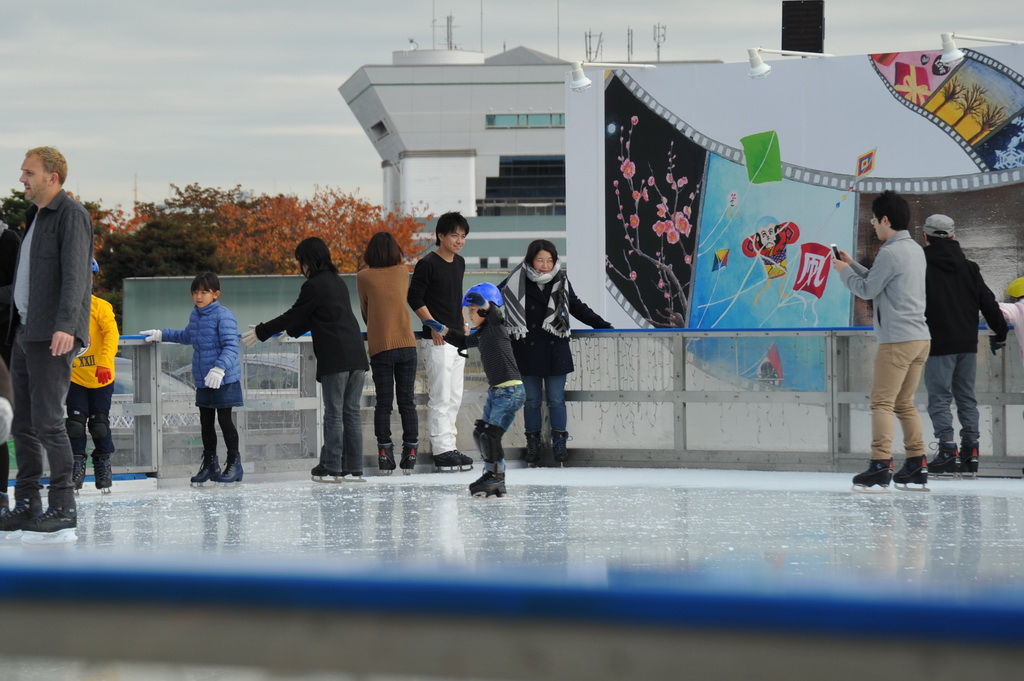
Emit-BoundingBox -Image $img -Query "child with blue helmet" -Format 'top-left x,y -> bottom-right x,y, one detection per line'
424,282 -> 525,497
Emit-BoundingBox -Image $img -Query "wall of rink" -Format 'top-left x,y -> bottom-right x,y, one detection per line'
92,327 -> 1024,483
0,554 -> 1022,679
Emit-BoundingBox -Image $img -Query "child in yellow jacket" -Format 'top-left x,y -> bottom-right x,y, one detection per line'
67,259 -> 119,494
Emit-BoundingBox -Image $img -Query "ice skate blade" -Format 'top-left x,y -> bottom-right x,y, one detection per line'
99,488 -> 112,495
470,490 -> 505,498
1,530 -> 23,541
378,469 -> 394,476
311,475 -> 341,484
852,484 -> 890,494
21,528 -> 77,545
895,483 -> 930,492
435,466 -> 459,473
339,475 -> 366,483
401,469 -> 414,476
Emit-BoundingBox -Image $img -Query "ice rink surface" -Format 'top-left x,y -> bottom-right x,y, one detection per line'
4,467 -> 1023,587
2,467 -> 1024,680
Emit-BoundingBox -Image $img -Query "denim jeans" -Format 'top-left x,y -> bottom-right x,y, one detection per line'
370,347 -> 418,445
483,384 -> 526,432
522,374 -> 567,432
320,370 -> 366,473
924,353 -> 979,444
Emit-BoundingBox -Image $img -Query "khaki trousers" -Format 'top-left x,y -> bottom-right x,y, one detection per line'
870,340 -> 931,460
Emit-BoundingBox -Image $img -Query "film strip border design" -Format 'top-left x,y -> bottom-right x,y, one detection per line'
605,278 -> 653,329
614,68 -> 1024,195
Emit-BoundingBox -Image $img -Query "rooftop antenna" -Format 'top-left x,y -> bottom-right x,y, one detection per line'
556,0 -> 560,58
445,13 -> 458,50
653,22 -> 666,61
480,0 -> 483,52
627,26 -> 634,62
431,0 -> 437,49
585,30 -> 603,62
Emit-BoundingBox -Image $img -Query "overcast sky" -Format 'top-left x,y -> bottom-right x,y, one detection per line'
2,0 -> 1022,209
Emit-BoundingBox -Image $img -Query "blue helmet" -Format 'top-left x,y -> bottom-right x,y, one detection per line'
462,282 -> 503,307
91,258 -> 99,273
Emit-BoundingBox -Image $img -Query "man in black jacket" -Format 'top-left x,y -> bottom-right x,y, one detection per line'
921,214 -> 1007,477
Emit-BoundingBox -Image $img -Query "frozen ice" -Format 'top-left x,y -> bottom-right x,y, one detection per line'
3,467 -> 1022,588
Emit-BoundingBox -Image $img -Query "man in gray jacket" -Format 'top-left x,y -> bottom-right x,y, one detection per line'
832,190 -> 931,491
0,147 -> 92,543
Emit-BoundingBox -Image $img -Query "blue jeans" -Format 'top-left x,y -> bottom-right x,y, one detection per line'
483,384 -> 526,432
522,374 -> 567,432
320,370 -> 366,474
924,353 -> 978,444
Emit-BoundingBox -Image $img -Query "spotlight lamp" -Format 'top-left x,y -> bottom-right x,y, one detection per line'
939,32 -> 1024,65
746,47 -> 834,79
567,60 -> 656,92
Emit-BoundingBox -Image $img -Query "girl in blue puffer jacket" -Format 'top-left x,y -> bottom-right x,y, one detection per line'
140,272 -> 243,486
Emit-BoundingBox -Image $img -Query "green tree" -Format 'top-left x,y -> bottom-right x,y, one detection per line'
0,189 -> 30,232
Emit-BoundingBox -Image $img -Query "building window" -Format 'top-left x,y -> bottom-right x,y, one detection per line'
485,113 -> 565,129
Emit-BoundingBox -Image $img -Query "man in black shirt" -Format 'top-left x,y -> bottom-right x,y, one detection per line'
408,212 -> 472,471
921,214 -> 1007,477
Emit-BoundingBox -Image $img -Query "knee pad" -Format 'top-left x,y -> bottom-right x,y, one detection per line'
472,419 -> 487,456
88,413 -> 111,444
66,412 -> 87,441
481,424 -> 506,463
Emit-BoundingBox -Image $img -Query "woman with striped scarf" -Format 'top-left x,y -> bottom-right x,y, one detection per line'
498,239 -> 612,466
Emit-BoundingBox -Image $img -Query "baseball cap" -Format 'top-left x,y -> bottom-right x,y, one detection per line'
923,214 -> 955,238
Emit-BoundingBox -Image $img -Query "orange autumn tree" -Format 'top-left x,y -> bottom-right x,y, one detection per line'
215,187 -> 428,274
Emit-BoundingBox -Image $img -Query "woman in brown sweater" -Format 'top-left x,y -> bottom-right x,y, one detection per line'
357,232 -> 420,474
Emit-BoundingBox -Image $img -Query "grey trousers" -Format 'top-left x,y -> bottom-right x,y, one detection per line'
924,352 -> 979,444
319,369 -> 366,474
11,328 -> 77,509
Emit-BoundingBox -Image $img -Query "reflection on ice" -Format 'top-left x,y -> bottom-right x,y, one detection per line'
6,468 -> 1024,588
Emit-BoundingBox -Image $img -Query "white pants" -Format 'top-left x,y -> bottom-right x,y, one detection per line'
421,340 -> 466,453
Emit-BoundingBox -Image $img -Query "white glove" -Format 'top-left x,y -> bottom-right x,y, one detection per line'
140,329 -> 162,343
240,326 -> 260,347
204,367 -> 225,389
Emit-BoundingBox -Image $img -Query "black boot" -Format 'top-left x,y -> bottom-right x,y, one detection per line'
551,430 -> 569,465
927,442 -> 960,477
852,458 -> 893,492
399,442 -> 418,474
72,454 -> 87,492
218,451 -> 244,484
93,454 -> 113,493
469,471 -> 506,497
377,442 -> 396,474
21,505 -> 78,545
894,455 -> 929,492
524,431 -> 541,466
960,441 -> 979,477
191,452 -> 221,487
0,496 -> 41,535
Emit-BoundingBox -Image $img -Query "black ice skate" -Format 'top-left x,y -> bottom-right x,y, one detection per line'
927,442 -> 961,478
551,430 -> 570,466
310,463 -> 342,483
21,506 -> 78,545
469,471 -> 506,498
72,454 -> 87,493
217,451 -> 243,484
455,450 -> 474,470
433,450 -> 466,472
191,452 -> 221,487
93,454 -> 113,494
399,442 -> 417,475
852,458 -> 893,493
894,455 -> 929,492
377,443 -> 396,475
0,497 -> 42,539
524,431 -> 541,466
960,441 -> 980,478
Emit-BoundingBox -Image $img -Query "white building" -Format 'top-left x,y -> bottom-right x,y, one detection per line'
340,45 -> 570,268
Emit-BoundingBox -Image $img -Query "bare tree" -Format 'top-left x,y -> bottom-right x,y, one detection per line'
969,102 -> 1008,144
952,83 -> 987,129
934,77 -> 965,117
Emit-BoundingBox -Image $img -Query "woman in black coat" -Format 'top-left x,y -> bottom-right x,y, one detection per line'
499,239 -> 611,465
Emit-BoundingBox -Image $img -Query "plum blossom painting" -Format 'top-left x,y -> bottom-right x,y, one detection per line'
604,75 -> 707,328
